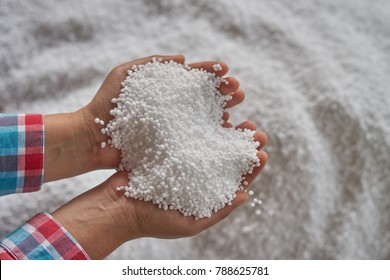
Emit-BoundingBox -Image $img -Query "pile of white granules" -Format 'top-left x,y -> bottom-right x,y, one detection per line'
101,59 -> 260,218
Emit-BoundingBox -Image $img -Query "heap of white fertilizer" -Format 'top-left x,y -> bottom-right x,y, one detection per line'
101,59 -> 260,218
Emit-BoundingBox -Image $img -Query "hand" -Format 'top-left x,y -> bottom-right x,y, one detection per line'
43,55 -> 255,182
80,55 -> 253,168
48,54 -> 269,259
51,143 -> 268,259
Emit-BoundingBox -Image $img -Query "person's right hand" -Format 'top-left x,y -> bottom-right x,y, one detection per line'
51,134 -> 267,259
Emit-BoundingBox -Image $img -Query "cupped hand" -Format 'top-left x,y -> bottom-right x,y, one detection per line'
44,55 -> 256,182
52,134 -> 267,259
79,55 -> 250,170
118,146 -> 268,240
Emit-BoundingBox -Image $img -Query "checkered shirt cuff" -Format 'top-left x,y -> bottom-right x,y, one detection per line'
0,212 -> 90,260
0,114 -> 44,196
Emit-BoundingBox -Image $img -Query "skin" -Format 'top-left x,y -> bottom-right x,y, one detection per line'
44,55 -> 268,259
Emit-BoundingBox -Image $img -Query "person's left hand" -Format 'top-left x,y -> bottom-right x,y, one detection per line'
80,54 -> 248,169
43,55 -> 252,182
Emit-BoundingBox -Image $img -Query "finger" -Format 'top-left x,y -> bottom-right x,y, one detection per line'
243,151 -> 268,188
188,61 -> 229,77
127,54 -> 185,67
236,120 -> 256,131
254,131 -> 268,150
218,77 -> 239,95
118,54 -> 185,74
222,121 -> 233,128
235,122 -> 268,149
236,122 -> 267,149
225,88 -> 245,108
222,111 -> 230,122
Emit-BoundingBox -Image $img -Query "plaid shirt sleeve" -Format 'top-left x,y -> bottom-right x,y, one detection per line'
0,113 -> 44,196
0,212 -> 90,260
0,113 -> 90,260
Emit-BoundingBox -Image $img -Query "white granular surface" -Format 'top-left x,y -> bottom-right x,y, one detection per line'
104,59 -> 259,218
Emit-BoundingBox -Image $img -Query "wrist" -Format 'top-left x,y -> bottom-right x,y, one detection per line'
43,111 -> 98,182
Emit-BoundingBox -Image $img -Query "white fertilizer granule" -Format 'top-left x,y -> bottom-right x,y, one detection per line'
213,63 -> 223,72
103,59 -> 260,218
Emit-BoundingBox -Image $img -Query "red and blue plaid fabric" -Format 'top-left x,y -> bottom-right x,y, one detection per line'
0,213 -> 89,260
0,114 -> 44,196
0,114 -> 89,260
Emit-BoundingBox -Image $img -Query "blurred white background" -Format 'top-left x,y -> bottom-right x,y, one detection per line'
1,0 -> 389,259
